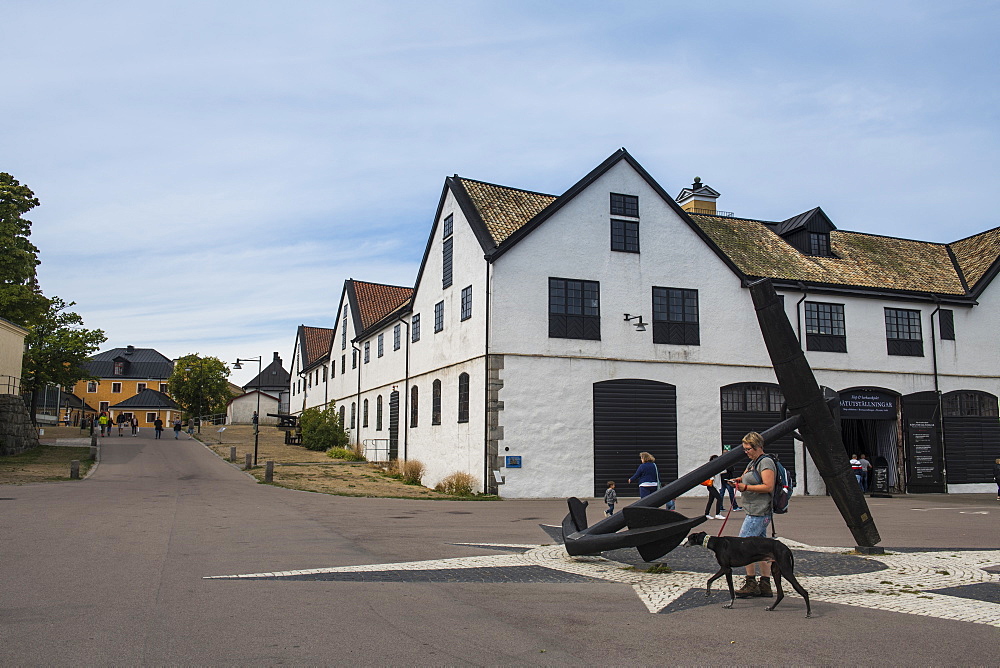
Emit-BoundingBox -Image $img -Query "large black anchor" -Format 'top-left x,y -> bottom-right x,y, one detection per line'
561,278 -> 882,560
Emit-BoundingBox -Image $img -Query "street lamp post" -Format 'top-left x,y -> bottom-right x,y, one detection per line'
233,356 -> 262,466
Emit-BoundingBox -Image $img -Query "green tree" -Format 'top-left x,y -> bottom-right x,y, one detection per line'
299,405 -> 349,452
167,354 -> 232,419
0,173 -> 48,327
21,297 -> 106,423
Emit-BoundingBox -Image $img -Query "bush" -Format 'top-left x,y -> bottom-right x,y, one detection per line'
401,459 -> 425,485
435,471 -> 477,496
327,447 -> 365,461
298,406 -> 349,451
382,459 -> 425,485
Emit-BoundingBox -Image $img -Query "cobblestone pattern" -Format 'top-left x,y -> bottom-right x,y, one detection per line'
206,540 -> 1000,627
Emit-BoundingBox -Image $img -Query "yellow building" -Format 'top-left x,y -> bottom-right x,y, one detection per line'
73,345 -> 176,427
0,316 -> 28,395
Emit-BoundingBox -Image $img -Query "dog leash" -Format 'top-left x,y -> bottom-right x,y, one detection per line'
717,506 -> 733,536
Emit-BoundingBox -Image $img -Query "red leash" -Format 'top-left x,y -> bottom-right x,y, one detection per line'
717,505 -> 733,536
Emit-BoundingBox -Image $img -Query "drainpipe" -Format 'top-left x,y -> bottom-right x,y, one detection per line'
795,282 -> 808,345
795,282 -> 809,494
351,344 -> 362,450
930,299 -> 946,490
484,261 -> 494,495
397,314 -> 411,461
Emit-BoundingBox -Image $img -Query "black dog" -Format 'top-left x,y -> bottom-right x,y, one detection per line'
686,531 -> 811,617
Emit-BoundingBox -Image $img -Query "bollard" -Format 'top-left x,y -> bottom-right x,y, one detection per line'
89,445 -> 97,460
244,453 -> 252,470
230,446 -> 237,462
70,460 -> 80,479
265,460 -> 274,482
91,435 -> 97,448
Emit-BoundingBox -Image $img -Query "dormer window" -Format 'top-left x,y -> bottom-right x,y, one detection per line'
809,232 -> 831,257
113,361 -> 124,375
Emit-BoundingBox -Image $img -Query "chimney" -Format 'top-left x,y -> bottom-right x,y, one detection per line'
125,345 -> 135,355
675,176 -> 720,215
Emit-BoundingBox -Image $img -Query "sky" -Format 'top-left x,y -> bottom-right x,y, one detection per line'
4,1 -> 999,387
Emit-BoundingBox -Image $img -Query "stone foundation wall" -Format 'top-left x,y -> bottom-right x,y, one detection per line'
0,394 -> 39,456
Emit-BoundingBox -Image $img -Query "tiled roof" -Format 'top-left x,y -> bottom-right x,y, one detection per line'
301,326 -> 333,367
352,281 -> 413,331
457,178 -> 556,245
949,226 -> 1000,290
110,388 -> 180,410
85,347 -> 174,379
689,214 -> 968,295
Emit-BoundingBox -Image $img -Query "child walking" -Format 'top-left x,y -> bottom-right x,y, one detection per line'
604,481 -> 618,516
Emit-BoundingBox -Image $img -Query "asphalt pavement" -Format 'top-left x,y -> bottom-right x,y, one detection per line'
2,431 -> 998,665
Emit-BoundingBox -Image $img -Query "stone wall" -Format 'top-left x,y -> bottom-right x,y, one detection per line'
0,394 -> 39,456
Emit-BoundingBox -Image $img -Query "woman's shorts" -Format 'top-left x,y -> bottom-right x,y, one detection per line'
739,514 -> 772,538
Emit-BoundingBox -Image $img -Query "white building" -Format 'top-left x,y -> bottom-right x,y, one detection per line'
291,149 -> 1000,499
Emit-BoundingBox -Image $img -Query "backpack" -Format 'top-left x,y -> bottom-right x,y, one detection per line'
751,453 -> 791,514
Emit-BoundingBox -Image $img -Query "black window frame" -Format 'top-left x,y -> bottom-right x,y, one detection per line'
610,193 -> 639,218
432,379 -> 441,425
885,307 -> 924,356
412,313 -> 421,342
611,219 -> 640,253
377,333 -> 384,358
461,285 -> 472,321
442,213 -> 453,239
804,301 -> 847,352
442,236 -> 453,289
548,277 -> 601,340
352,349 -> 357,369
808,232 -> 831,257
434,301 -> 444,333
342,314 -> 347,350
364,341 -> 370,363
938,309 -> 955,341
376,395 -> 383,431
350,402 -> 356,429
362,398 -> 369,427
410,385 -> 418,428
393,324 -> 401,350
457,372 -> 470,423
652,287 -> 700,345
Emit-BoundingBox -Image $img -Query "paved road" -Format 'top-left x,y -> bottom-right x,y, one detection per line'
2,433 -> 998,665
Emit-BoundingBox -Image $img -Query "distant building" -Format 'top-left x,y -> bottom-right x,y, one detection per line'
73,346 -> 174,427
227,352 -> 290,424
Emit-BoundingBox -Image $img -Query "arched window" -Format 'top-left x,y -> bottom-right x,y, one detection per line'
350,402 -> 356,429
432,380 -> 442,425
943,391 -> 999,417
339,405 -> 346,430
376,395 -> 383,430
410,386 -> 419,428
457,373 -> 470,423
363,399 -> 369,427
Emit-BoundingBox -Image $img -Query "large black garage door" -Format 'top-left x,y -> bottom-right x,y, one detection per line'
593,379 -> 677,498
942,391 -> 1000,484
720,383 -> 796,483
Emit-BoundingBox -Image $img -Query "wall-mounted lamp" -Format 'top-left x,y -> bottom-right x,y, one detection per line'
623,313 -> 647,332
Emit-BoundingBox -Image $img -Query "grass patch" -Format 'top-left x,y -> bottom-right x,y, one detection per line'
645,564 -> 674,574
0,445 -> 94,484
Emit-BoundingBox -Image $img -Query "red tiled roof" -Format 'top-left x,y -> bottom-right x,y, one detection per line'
352,281 -> 413,331
301,326 -> 333,367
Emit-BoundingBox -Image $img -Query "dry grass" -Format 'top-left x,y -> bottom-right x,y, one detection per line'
196,424 -> 484,499
0,445 -> 95,483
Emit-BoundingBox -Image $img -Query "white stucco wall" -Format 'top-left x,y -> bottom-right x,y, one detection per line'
228,392 -> 279,425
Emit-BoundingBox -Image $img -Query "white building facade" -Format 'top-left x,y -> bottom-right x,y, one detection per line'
292,149 -> 1000,499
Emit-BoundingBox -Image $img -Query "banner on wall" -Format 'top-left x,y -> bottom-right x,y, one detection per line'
839,389 -> 897,420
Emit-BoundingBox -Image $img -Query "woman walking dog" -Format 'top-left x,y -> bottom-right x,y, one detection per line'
727,432 -> 777,599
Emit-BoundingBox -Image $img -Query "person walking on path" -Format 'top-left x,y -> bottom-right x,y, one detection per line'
703,455 -> 725,519
850,454 -> 864,490
729,432 -> 777,599
98,413 -> 109,437
604,481 -> 617,516
858,454 -> 872,491
993,457 -> 1000,501
173,418 -> 182,439
131,416 -> 138,436
153,417 -> 164,439
629,452 -> 659,498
